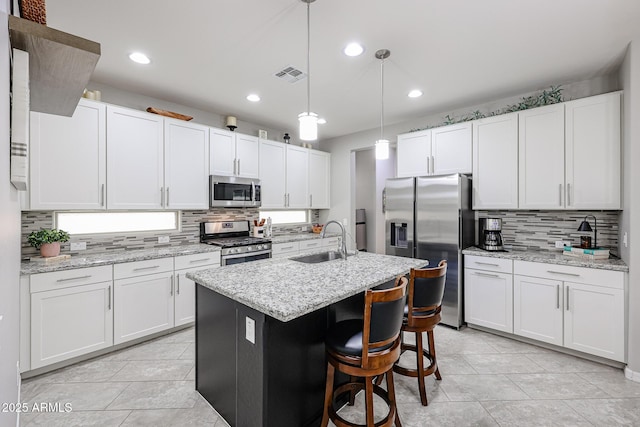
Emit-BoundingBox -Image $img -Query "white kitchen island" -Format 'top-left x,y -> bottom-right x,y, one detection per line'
187,251 -> 426,427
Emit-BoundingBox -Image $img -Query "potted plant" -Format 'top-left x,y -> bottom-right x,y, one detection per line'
27,228 -> 70,258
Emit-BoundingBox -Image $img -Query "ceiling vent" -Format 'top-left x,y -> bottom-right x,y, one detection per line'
274,65 -> 307,83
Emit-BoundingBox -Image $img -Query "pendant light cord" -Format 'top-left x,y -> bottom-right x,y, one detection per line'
380,57 -> 384,141
306,0 -> 311,115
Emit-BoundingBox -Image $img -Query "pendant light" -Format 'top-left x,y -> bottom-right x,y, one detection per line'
375,49 -> 390,160
299,0 -> 318,141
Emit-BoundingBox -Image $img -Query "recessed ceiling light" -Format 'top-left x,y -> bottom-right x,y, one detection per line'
317,118 -> 327,124
343,42 -> 364,57
408,89 -> 423,98
246,94 -> 261,102
129,52 -> 150,64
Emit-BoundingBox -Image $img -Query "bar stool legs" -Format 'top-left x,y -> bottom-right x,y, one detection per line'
394,330 -> 440,406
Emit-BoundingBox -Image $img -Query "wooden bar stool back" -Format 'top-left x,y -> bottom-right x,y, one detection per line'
394,260 -> 447,406
321,276 -> 408,427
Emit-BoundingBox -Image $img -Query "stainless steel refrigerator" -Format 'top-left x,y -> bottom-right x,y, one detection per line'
385,174 -> 474,328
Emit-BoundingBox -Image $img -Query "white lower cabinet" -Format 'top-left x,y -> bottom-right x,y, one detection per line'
465,265 -> 513,333
30,266 -> 113,369
272,241 -> 301,259
174,253 -> 221,327
510,260 -> 625,362
113,258 -> 175,345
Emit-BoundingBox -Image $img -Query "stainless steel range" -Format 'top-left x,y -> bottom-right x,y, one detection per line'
200,221 -> 272,266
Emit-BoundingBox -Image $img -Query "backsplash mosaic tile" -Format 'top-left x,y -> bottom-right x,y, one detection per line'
476,210 -> 620,255
21,209 -> 321,260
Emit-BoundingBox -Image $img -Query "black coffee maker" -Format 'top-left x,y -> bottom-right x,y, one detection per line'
479,218 -> 504,251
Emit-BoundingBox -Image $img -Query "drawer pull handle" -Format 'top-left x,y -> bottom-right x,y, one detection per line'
566,286 -> 570,311
547,270 -> 580,277
474,272 -> 499,278
170,276 -> 174,296
177,275 -> 180,295
107,285 -> 111,310
189,258 -> 211,264
475,262 -> 500,267
556,284 -> 560,309
281,246 -> 294,250
133,266 -> 160,272
56,275 -> 92,283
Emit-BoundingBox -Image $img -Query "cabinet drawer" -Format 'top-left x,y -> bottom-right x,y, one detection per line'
31,265 -> 113,293
322,237 -> 341,249
114,257 -> 173,279
272,241 -> 300,256
299,239 -> 324,251
513,260 -> 624,289
174,252 -> 221,270
465,255 -> 513,274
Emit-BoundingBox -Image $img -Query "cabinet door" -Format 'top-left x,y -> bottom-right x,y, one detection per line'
30,99 -> 106,210
431,123 -> 472,175
259,140 -> 287,208
396,130 -> 430,177
210,128 -> 236,176
174,262 -> 219,327
464,269 -> 513,333
114,272 -> 174,345
107,106 -> 164,209
165,119 -> 209,209
472,113 -> 519,209
308,150 -> 330,208
31,281 -> 113,369
513,275 -> 563,346
235,134 -> 260,178
564,281 -> 625,362
565,92 -> 621,209
285,145 -> 309,208
518,104 -> 566,209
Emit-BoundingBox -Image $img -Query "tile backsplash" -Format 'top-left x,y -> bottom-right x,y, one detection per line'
21,209 -> 320,260
476,210 -> 620,255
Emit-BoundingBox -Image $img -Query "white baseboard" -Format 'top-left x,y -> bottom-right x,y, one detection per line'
625,367 -> 640,382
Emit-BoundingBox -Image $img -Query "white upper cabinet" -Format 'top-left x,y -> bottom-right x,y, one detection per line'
107,106 -> 164,210
164,119 -> 210,209
397,123 -> 472,178
397,129 -> 430,177
565,92 -> 621,210
210,129 -> 259,179
308,150 -> 330,208
285,145 -> 309,208
259,140 -> 287,208
472,112 -> 519,209
30,99 -> 106,210
431,122 -> 472,175
518,104 -> 566,209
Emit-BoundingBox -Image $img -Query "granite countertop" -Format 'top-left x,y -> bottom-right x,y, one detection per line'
462,246 -> 628,272
270,232 -> 340,244
187,251 -> 426,322
21,244 -> 221,275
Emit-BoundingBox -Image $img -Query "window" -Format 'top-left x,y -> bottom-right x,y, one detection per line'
259,210 -> 308,225
55,212 -> 180,235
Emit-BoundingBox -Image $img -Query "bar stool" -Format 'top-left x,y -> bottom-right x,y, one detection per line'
393,260 -> 447,406
321,276 -> 408,427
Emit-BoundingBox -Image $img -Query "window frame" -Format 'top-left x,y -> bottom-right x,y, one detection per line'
54,211 -> 181,236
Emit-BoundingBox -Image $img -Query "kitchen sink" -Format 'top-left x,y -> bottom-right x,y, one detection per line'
291,251 -> 344,263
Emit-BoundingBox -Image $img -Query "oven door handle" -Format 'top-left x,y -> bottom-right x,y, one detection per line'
222,249 -> 272,261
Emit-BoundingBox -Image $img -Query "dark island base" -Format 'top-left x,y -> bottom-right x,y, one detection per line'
196,285 -> 362,427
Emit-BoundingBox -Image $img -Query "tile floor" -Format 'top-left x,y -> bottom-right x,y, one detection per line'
19,325 -> 640,426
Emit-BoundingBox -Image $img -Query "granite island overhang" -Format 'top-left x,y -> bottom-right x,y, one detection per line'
187,252 -> 427,427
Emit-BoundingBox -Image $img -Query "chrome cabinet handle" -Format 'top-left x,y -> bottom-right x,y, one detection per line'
107,285 -> 111,310
101,184 -> 105,207
177,274 -> 180,295
284,193 -> 287,207
559,184 -> 562,206
56,275 -> 91,283
161,187 -> 165,206
170,275 -> 174,296
556,284 -> 560,309
566,286 -> 570,311
547,270 -> 580,277
237,159 -> 240,175
166,188 -> 170,207
189,258 -> 210,264
280,245 -> 294,250
567,183 -> 571,206
474,272 -> 499,278
427,155 -> 430,175
133,266 -> 160,272
233,158 -> 237,175
310,194 -> 313,207
431,156 -> 435,175
475,261 -> 499,267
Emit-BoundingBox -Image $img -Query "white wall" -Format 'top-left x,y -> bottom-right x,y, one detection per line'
619,40 -> 640,378
355,149 -> 376,251
322,75 -> 619,247
375,149 -> 396,253
1,1 -> 23,425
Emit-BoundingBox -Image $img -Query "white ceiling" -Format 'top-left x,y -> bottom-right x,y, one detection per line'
47,0 -> 640,140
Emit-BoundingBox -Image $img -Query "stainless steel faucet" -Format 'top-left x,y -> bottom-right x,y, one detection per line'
321,220 -> 348,260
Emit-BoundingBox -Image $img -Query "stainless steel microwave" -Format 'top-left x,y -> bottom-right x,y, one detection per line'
209,175 -> 261,208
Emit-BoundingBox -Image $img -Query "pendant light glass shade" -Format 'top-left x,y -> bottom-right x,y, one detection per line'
375,49 -> 390,160
375,139 -> 390,160
299,0 -> 318,141
298,112 -> 318,141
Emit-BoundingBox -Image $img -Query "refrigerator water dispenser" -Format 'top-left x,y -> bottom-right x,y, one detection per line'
391,222 -> 408,248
